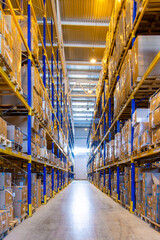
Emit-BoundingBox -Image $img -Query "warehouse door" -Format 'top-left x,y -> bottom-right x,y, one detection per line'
74,128 -> 88,180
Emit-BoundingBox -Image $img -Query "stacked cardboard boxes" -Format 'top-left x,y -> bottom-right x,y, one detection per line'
46,174 -> 52,198
0,172 -> 13,234
12,186 -> 27,218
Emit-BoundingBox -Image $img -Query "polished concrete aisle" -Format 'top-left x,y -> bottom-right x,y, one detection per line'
5,181 -> 160,240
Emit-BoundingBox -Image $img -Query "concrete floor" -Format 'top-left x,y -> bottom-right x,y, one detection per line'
5,181 -> 160,240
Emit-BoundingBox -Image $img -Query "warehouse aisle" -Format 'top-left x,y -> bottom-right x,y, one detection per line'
5,181 -> 160,240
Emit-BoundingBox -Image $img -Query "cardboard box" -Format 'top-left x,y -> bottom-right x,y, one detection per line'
13,201 -> 27,218
0,117 -> 7,138
132,36 -> 160,86
7,205 -> 13,223
132,108 -> 149,127
0,173 -> 11,190
12,186 -> 27,203
0,189 -> 13,209
0,210 -> 8,234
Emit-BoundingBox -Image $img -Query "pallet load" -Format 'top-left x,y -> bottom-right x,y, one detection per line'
31,173 -> 37,209
5,14 -> 21,89
124,167 -> 131,206
0,11 -> 13,73
132,109 -> 149,153
12,186 -> 27,219
36,179 -> 41,208
121,119 -> 131,158
0,172 -> 13,235
7,125 -> 23,151
46,174 -> 52,199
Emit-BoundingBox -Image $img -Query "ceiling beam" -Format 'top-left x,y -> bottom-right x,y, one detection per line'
66,61 -> 101,66
39,42 -> 105,48
37,19 -> 109,27
69,94 -> 96,97
61,20 -> 109,27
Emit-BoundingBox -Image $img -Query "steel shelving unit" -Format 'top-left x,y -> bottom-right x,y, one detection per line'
87,0 -> 160,219
0,0 -> 74,217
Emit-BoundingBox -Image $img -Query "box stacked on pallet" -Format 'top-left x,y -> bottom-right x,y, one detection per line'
132,36 -> 160,88
7,125 -> 23,151
12,186 -> 27,219
132,109 -> 149,152
105,174 -> 109,194
0,173 -> 13,210
5,15 -> 21,89
36,179 -> 41,208
0,117 -> 7,139
108,140 -> 115,163
124,167 -> 130,205
0,172 -> 13,234
135,167 -> 143,213
121,119 -> 131,158
119,176 -> 125,203
150,89 -> 160,146
115,132 -> 122,160
46,174 -> 52,198
31,173 -> 37,209
19,16 -> 39,60
0,11 -> 13,72
152,184 -> 160,223
112,172 -> 117,199
0,210 -> 9,235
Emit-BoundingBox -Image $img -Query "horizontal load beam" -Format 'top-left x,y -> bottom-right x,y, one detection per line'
38,42 -> 106,48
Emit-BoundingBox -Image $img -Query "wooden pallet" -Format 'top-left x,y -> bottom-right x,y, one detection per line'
150,142 -> 160,150
9,219 -> 19,231
17,213 -> 28,224
140,145 -> 150,153
0,136 -> 12,148
0,229 -> 9,240
133,149 -> 140,157
11,142 -> 22,152
135,210 -> 160,231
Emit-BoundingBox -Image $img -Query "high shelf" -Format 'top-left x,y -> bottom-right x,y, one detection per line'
87,0 -> 160,229
0,0 -> 74,219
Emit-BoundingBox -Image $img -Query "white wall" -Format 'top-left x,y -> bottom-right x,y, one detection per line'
74,128 -> 89,180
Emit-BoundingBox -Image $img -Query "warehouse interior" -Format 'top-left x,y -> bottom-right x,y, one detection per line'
0,0 -> 159,239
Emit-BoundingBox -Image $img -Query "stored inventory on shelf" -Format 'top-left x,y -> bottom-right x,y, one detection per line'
87,0 -> 160,229
0,0 -> 74,237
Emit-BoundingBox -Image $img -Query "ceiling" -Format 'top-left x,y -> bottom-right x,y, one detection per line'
9,0 -> 114,130
58,0 -> 115,128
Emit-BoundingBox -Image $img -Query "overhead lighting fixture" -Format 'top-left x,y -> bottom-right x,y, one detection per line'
90,58 -> 96,64
88,89 -> 92,94
84,128 -> 88,131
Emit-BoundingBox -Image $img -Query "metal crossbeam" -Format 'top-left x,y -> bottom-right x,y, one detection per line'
39,42 -> 105,48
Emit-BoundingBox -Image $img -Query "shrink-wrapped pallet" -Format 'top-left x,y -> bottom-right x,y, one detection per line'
132,108 -> 149,127
132,36 -> 160,87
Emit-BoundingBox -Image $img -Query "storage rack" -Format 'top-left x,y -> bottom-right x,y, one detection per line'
0,0 -> 74,217
87,0 -> 160,221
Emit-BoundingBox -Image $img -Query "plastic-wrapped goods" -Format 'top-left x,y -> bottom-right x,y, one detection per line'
150,90 -> 160,113
115,133 -> 121,159
151,107 -> 160,128
5,15 -> 21,87
125,0 -> 133,41
108,140 -> 115,162
132,36 -> 160,87
133,136 -> 141,151
152,128 -> 160,144
105,142 -> 109,164
140,130 -> 152,147
0,173 -> 11,190
0,210 -> 8,234
19,16 -> 39,60
152,184 -> 160,223
0,117 -> 7,139
0,34 -> 12,70
132,108 -> 149,127
134,122 -> 149,138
